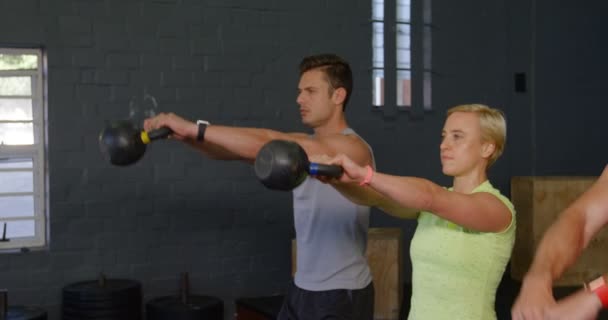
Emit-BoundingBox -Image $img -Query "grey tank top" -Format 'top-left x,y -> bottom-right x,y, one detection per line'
292,128 -> 375,291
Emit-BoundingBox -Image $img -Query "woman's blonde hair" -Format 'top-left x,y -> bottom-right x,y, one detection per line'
447,104 -> 506,167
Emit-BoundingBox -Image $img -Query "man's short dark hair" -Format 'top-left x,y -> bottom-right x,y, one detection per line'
299,54 -> 353,111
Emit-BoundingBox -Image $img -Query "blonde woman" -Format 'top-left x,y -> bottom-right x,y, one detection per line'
315,104 -> 515,320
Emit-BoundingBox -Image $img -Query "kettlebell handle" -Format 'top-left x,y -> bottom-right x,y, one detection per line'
142,127 -> 173,143
308,162 -> 343,178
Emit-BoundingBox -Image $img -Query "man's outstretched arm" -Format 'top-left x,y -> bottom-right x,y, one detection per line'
144,112 -> 372,166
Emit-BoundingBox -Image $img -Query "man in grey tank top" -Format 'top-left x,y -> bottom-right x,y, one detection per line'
144,54 -> 375,319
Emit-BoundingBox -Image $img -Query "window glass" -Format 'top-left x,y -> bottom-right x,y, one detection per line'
0,123 -> 34,145
0,98 -> 33,120
0,54 -> 38,71
0,77 -> 32,96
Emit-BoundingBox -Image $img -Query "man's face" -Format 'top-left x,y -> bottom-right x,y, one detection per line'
296,69 -> 335,127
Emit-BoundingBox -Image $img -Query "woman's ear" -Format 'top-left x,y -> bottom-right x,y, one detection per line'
481,142 -> 496,159
332,87 -> 347,105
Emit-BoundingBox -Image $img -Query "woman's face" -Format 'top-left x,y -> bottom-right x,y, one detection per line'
440,112 -> 492,177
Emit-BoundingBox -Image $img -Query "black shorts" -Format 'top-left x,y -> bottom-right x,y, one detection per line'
277,281 -> 374,320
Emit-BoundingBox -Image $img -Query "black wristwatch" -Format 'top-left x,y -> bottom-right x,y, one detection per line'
196,120 -> 210,141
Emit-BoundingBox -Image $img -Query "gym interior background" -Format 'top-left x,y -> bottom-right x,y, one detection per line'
0,0 -> 607,319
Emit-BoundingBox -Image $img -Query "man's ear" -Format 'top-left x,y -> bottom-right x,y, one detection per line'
332,87 -> 347,105
482,142 -> 496,159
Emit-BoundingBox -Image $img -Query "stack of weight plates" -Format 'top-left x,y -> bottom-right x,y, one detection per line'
5,305 -> 47,320
62,278 -> 142,320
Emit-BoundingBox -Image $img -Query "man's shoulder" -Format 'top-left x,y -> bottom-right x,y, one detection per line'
287,132 -> 312,139
318,132 -> 367,147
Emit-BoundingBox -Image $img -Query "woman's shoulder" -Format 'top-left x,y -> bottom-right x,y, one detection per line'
473,180 -> 515,215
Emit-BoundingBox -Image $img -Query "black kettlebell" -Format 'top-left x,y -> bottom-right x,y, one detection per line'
254,140 -> 343,191
98,120 -> 172,166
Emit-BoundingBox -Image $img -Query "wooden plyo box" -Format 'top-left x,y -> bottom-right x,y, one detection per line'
510,176 -> 608,286
292,227 -> 403,320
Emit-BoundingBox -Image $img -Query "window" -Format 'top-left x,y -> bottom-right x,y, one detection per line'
0,48 -> 47,250
372,0 -> 432,111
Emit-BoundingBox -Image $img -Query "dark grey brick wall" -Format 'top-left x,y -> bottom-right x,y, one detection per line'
1,0 -> 607,319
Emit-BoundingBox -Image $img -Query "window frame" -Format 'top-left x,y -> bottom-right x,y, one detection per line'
0,47 -> 48,251
372,0 -> 432,115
